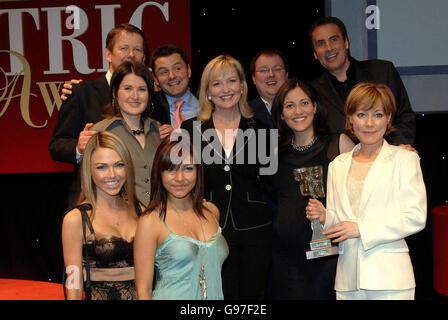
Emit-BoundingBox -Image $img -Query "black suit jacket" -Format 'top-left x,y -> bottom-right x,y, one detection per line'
151,90 -> 171,125
311,57 -> 416,145
49,75 -> 173,164
48,74 -> 110,164
181,116 -> 274,230
248,96 -> 275,129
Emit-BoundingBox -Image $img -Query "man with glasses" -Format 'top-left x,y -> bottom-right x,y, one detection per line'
150,44 -> 198,129
249,48 -> 289,128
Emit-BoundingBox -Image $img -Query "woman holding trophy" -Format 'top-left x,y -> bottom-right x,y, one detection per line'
270,78 -> 354,299
308,82 -> 426,300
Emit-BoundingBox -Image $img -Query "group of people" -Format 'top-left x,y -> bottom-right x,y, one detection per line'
54,16 -> 427,301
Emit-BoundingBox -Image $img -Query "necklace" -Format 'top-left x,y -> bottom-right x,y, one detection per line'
131,127 -> 144,135
172,205 -> 208,300
123,117 -> 144,135
291,136 -> 318,152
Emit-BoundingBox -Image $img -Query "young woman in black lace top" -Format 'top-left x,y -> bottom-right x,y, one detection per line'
62,131 -> 142,299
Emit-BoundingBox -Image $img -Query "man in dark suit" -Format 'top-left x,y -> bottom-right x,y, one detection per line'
309,16 -> 416,146
48,23 -> 149,164
248,48 -> 289,128
48,24 -> 152,207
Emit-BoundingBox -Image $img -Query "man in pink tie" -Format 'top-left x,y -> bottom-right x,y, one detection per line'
150,45 -> 199,129
173,99 -> 185,129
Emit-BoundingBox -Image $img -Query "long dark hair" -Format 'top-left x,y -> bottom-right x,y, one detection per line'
143,137 -> 205,221
103,60 -> 155,118
271,78 -> 329,151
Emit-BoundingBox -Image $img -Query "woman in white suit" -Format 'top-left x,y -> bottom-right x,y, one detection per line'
307,82 -> 426,300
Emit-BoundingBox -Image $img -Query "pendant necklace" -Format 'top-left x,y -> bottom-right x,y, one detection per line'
172,205 -> 208,300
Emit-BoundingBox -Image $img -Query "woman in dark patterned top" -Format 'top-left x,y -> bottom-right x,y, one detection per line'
270,78 -> 354,299
62,131 -> 143,299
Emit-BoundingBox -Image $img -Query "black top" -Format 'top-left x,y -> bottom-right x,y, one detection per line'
181,116 -> 275,231
70,203 -> 141,300
271,134 -> 339,300
327,57 -> 357,103
311,57 -> 416,145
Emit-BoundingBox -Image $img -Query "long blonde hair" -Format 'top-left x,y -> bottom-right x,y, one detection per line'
79,131 -> 137,220
197,54 -> 253,121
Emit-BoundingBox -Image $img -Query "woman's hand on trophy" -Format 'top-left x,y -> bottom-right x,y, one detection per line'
322,221 -> 360,243
305,198 -> 326,225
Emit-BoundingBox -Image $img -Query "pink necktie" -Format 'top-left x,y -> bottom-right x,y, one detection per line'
173,99 -> 185,129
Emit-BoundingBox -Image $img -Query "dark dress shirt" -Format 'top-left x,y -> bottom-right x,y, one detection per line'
311,56 -> 416,145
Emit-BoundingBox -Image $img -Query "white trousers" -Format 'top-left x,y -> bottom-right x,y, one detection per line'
336,288 -> 415,300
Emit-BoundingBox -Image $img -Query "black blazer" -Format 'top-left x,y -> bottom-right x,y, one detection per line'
151,90 -> 171,125
181,116 -> 274,230
248,96 -> 275,129
49,76 -> 173,164
311,57 -> 416,145
48,74 -> 110,164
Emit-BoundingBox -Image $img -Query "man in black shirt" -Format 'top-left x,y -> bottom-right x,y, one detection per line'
309,16 -> 416,146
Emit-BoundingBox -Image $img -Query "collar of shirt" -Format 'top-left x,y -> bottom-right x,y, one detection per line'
327,56 -> 355,86
165,89 -> 195,108
259,96 -> 272,114
106,69 -> 113,85
327,56 -> 356,102
165,89 -> 199,124
105,116 -> 159,136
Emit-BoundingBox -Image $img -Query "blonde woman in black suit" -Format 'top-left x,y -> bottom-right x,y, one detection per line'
182,54 -> 276,299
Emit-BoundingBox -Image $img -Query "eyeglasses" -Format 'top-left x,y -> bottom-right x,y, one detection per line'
255,67 -> 285,75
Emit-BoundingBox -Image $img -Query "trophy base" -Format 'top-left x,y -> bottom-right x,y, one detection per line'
306,245 -> 338,260
310,239 -> 332,250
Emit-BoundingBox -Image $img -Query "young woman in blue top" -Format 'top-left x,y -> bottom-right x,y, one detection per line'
134,138 -> 229,299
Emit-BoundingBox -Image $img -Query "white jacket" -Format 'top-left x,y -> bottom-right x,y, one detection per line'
325,140 -> 427,291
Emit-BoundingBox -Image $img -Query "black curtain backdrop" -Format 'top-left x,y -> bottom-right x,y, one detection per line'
1,1 -> 447,301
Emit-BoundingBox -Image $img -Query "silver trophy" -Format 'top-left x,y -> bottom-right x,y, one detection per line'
293,166 -> 338,260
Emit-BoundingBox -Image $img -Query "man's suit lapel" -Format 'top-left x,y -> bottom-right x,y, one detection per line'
351,58 -> 372,83
250,96 -> 273,128
152,90 -> 170,124
92,74 -> 111,107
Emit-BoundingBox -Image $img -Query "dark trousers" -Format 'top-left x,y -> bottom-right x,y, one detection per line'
221,225 -> 272,300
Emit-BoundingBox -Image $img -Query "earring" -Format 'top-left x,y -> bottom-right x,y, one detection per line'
280,114 -> 284,120
207,96 -> 212,101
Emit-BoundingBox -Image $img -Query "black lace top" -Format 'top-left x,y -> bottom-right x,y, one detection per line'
76,203 -> 140,300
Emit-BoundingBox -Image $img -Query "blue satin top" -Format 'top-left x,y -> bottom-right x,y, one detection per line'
152,209 -> 229,300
